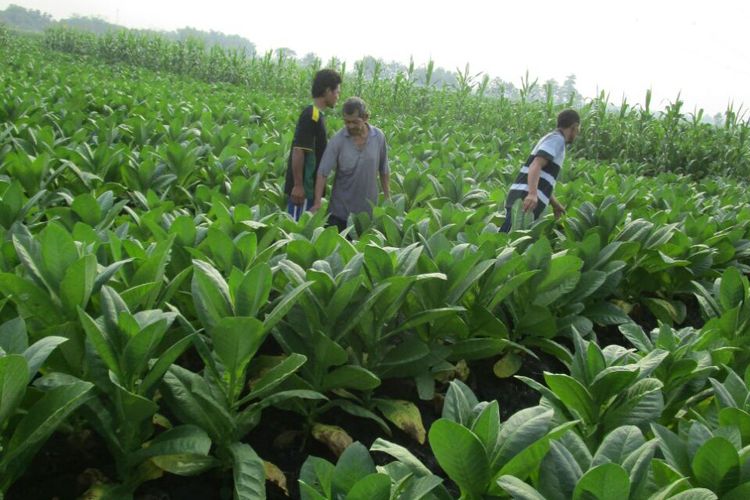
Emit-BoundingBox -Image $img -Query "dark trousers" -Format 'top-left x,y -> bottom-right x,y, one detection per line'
326,214 -> 348,233
499,208 -> 512,233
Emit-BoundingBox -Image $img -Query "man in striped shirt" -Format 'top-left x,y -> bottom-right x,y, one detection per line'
499,109 -> 581,232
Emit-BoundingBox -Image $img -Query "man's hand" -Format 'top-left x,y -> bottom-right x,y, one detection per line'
290,185 -> 305,206
309,202 -> 321,214
522,193 -> 538,213
552,202 -> 566,219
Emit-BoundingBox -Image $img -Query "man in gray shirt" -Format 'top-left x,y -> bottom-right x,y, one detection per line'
310,97 -> 390,231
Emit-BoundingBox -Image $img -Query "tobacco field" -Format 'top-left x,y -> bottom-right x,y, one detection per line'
1,25 -> 750,500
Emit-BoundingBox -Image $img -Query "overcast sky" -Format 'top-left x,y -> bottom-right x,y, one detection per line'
4,0 -> 749,115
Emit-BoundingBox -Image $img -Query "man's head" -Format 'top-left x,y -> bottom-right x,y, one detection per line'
557,109 -> 581,144
342,97 -> 369,137
312,69 -> 342,108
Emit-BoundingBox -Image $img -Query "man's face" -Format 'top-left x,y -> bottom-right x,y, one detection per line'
324,85 -> 341,108
344,112 -> 368,137
565,123 -> 580,144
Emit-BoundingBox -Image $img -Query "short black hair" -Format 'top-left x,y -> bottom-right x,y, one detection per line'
312,69 -> 342,98
557,109 -> 580,129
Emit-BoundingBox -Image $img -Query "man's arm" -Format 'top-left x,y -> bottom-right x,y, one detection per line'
290,148 -> 306,205
380,171 -> 390,200
522,155 -> 549,213
311,135 -> 339,213
310,173 -> 327,213
550,194 -> 566,219
379,134 -> 390,200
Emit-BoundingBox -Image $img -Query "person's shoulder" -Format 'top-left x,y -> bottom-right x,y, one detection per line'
370,125 -> 386,141
328,128 -> 347,143
298,105 -> 316,121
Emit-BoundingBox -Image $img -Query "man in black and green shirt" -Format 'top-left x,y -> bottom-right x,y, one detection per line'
285,69 -> 342,219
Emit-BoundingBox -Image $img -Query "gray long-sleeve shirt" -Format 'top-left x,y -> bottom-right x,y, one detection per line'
318,125 -> 389,221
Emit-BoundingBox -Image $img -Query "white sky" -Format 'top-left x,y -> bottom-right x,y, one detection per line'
3,0 -> 749,115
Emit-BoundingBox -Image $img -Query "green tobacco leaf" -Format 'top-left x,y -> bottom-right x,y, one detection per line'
346,473 -> 391,500
39,222 -> 79,286
572,463 -> 630,500
544,373 -> 595,424
332,442 -> 376,495
242,353 -> 307,403
60,254 -> 97,316
591,426 -> 645,467
719,267 -> 746,311
691,437 -> 740,494
228,442 -> 265,500
23,336 -> 67,381
442,379 -> 479,425
235,263 -> 272,317
129,424 -> 212,465
0,355 -> 28,426
429,418 -> 489,498
321,365 -> 380,392
370,438 -> 432,476
191,259 -> 233,332
0,380 -> 94,490
497,475 -> 546,500
210,316 -> 265,385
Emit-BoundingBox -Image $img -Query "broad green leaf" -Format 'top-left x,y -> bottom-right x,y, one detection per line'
497,475 -> 546,500
572,463 -> 630,500
191,259 -> 233,332
300,456 -> 335,500
0,355 -> 28,426
60,254 -> 97,316
442,379 -> 479,425
544,373 -> 596,423
235,263 -> 272,317
691,437 -> 740,494
23,336 -> 67,381
121,319 -> 168,388
370,438 -> 432,476
210,316 -> 265,384
241,353 -> 307,403
322,365 -> 381,391
39,222 -> 79,286
262,281 -> 313,333
0,273 -> 64,326
78,308 -> 120,379
429,418 -> 489,498
129,424 -> 212,465
139,334 -> 195,396
592,425 -> 645,466
332,442 -> 376,495
228,442 -> 265,500
652,424 -> 692,476
668,489 -> 719,500
493,406 -> 553,470
0,380 -> 93,490
0,317 -> 28,354
537,440 -> 584,500
719,267 -> 745,311
346,473 -> 391,500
